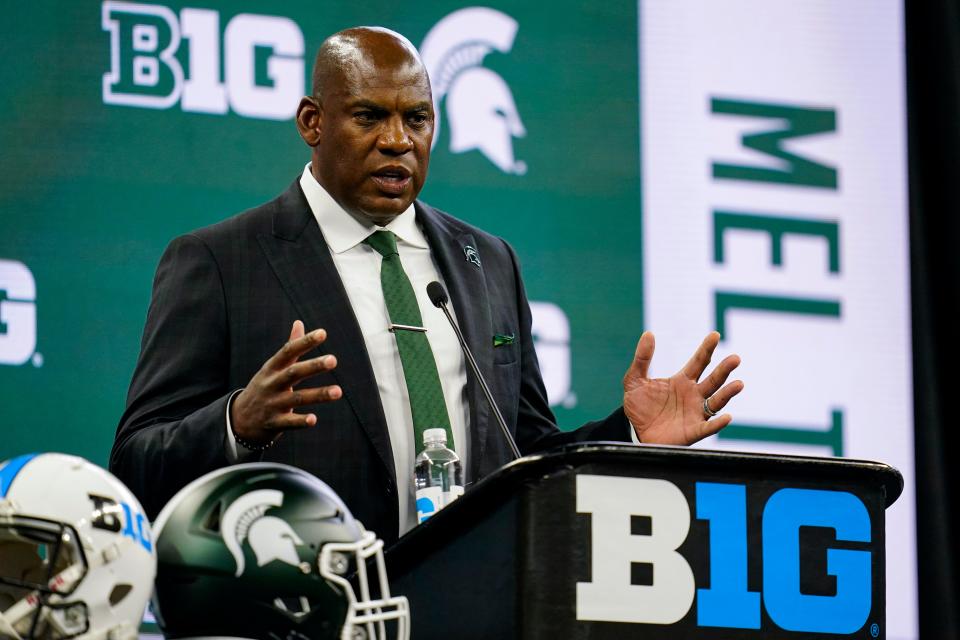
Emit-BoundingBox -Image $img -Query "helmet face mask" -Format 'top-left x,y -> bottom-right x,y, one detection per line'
153,464 -> 410,640
0,454 -> 156,640
0,517 -> 91,640
0,516 -> 88,594
319,533 -> 409,640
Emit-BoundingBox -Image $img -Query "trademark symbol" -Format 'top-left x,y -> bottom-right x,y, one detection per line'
870,622 -> 880,637
31,352 -> 43,367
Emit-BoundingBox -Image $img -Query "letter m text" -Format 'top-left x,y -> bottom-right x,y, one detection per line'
711,98 -> 837,189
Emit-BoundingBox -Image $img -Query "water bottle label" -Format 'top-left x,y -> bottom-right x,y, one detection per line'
416,486 -> 442,523
441,485 -> 465,508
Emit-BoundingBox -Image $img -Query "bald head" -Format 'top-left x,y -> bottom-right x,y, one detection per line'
311,27 -> 430,102
296,26 -> 436,224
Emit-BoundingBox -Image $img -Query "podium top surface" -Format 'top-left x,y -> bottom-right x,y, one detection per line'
496,442 -> 903,505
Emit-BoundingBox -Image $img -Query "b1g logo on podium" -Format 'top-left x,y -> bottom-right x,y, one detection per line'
577,475 -> 874,635
101,1 -> 304,120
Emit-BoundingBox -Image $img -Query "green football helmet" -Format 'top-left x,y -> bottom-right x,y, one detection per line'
151,463 -> 409,640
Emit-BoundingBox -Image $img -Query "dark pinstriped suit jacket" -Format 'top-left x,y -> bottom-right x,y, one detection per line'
110,180 -> 629,543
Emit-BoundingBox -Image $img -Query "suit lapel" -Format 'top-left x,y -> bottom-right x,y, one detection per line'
416,202 -> 493,483
257,182 -> 396,481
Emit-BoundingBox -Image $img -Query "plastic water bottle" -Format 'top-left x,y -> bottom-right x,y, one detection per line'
414,428 -> 464,523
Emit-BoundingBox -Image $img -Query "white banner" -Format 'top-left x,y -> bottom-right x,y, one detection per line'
640,1 -> 914,637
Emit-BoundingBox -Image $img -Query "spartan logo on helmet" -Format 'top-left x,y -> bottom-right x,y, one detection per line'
221,489 -> 304,577
420,7 -> 527,175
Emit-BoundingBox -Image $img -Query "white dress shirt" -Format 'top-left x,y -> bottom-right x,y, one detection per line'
227,164 -> 469,534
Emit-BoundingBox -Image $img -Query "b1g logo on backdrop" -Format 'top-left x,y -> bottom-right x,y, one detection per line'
577,475 -> 875,635
101,1 -> 304,120
421,7 -> 527,175
0,259 -> 37,367
531,302 -> 575,408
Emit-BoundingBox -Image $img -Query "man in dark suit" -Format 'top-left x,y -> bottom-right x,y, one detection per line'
110,27 -> 742,543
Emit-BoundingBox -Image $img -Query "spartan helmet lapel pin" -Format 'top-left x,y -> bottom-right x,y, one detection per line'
464,245 -> 482,269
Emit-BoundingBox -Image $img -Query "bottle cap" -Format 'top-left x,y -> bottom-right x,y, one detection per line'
423,428 -> 448,445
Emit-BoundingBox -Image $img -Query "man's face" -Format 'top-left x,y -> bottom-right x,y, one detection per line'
312,59 -> 434,224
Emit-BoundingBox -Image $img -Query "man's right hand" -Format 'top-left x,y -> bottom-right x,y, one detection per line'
231,320 -> 342,446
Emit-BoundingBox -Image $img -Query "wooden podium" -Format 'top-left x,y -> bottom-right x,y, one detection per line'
385,443 -> 902,639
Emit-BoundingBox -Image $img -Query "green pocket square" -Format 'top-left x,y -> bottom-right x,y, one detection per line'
493,333 -> 515,347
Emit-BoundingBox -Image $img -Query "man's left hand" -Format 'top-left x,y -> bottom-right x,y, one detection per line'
623,331 -> 743,445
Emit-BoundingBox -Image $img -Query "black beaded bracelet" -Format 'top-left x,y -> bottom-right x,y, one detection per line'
232,428 -> 278,452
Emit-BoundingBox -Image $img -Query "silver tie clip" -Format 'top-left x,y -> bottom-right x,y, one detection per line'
389,323 -> 428,333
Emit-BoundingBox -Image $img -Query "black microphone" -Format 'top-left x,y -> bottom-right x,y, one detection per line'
427,281 -> 521,460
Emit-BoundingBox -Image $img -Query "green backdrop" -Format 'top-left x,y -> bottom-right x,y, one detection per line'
0,1 -> 642,464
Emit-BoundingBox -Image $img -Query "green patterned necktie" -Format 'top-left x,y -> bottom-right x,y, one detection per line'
365,230 -> 454,454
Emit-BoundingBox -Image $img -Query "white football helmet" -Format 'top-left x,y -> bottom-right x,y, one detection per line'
0,453 -> 156,640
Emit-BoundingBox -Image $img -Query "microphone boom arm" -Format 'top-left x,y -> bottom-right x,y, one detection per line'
430,283 -> 522,460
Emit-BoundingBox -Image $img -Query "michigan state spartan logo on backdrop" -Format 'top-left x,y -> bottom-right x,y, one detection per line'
420,7 -> 527,175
